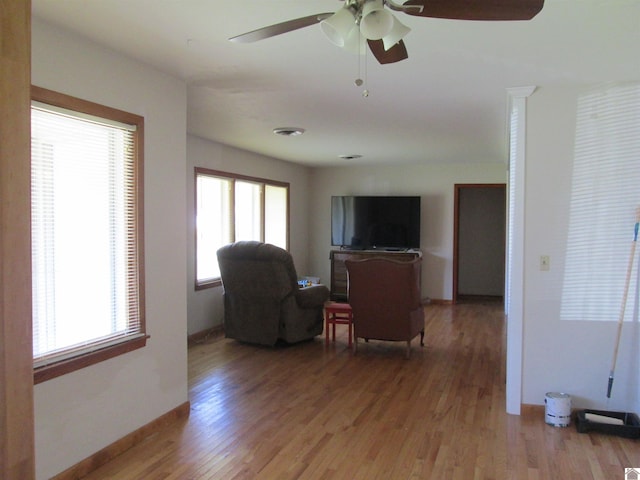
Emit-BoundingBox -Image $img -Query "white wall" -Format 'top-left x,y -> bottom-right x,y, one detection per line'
307,163 -> 507,302
32,19 -> 188,479
522,86 -> 639,412
186,135 -> 313,335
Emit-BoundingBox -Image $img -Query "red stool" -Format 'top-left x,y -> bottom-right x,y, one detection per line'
324,302 -> 353,347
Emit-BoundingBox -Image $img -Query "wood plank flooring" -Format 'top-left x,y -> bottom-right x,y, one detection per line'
79,303 -> 639,479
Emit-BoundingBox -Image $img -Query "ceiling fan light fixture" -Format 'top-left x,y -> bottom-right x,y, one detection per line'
320,7 -> 356,47
343,24 -> 366,54
360,0 -> 394,40
382,16 -> 411,51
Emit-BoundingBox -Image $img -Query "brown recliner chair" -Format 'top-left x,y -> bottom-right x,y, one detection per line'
217,241 -> 329,346
345,257 -> 425,358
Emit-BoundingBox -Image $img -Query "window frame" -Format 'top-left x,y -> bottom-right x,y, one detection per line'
194,167 -> 290,290
31,85 -> 146,384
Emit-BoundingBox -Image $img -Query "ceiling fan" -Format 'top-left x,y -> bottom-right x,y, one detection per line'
229,0 -> 544,65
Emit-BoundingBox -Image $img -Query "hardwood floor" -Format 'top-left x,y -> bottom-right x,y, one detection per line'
79,304 -> 638,479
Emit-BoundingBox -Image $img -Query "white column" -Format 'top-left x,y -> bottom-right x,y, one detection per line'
505,86 -> 536,415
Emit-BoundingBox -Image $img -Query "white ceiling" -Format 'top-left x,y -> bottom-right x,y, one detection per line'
32,0 -> 640,167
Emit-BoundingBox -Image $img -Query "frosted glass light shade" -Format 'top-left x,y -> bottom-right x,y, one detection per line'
320,7 -> 357,47
343,25 -> 366,54
382,17 -> 411,51
360,0 -> 393,40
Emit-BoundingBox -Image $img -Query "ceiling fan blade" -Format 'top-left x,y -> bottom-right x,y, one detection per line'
403,0 -> 544,21
367,39 -> 408,65
229,13 -> 333,43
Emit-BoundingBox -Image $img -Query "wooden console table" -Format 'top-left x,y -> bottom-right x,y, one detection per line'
329,250 -> 421,301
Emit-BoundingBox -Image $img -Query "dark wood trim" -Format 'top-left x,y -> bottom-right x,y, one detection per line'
521,404 -> 546,416
428,298 -> 453,305
50,401 -> 191,480
230,174 -> 236,240
1,1 -> 35,478
193,167 -> 291,289
286,183 -> 291,251
30,86 -> 147,384
194,167 -> 290,189
195,278 -> 223,290
453,185 -> 461,304
135,111 -> 146,345
187,325 -> 224,345
452,184 -> 506,305
34,336 -> 149,384
261,182 -> 266,241
31,85 -> 144,127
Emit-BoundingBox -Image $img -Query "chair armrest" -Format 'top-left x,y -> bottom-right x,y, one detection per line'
295,284 -> 330,308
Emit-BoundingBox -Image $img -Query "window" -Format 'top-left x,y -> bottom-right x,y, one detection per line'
560,83 -> 640,322
195,168 -> 289,289
31,86 -> 146,383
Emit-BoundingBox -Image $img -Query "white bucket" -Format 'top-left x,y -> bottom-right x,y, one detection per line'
545,392 -> 571,427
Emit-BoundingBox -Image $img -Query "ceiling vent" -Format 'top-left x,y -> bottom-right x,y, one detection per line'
273,127 -> 305,136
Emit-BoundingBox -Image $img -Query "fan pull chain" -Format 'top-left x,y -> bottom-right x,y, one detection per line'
362,49 -> 369,97
354,36 -> 369,97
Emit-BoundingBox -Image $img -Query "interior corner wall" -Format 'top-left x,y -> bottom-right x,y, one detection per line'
307,163 -> 507,302
186,134 -> 313,336
522,85 -> 638,412
32,19 -> 188,479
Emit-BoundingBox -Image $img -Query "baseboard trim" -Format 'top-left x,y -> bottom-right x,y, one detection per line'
521,404 -> 545,416
429,299 -> 453,305
188,324 -> 224,345
51,401 -> 191,480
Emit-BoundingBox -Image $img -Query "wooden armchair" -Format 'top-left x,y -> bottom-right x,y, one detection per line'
345,256 -> 425,358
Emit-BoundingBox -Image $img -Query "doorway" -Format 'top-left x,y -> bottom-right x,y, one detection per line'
453,184 -> 506,304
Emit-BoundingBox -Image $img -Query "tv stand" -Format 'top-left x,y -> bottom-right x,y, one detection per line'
329,249 -> 421,301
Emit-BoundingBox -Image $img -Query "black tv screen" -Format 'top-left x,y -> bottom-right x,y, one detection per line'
331,196 -> 421,250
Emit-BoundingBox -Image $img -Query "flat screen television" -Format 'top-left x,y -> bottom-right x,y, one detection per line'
331,196 -> 421,250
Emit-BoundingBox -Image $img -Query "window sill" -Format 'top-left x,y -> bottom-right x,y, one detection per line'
34,335 -> 149,384
195,279 -> 222,290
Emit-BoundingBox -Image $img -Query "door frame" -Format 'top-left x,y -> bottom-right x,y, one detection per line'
452,183 -> 506,304
1,1 -> 35,478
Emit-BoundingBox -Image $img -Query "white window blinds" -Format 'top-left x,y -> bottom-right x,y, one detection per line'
31,102 -> 144,368
560,83 -> 640,322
